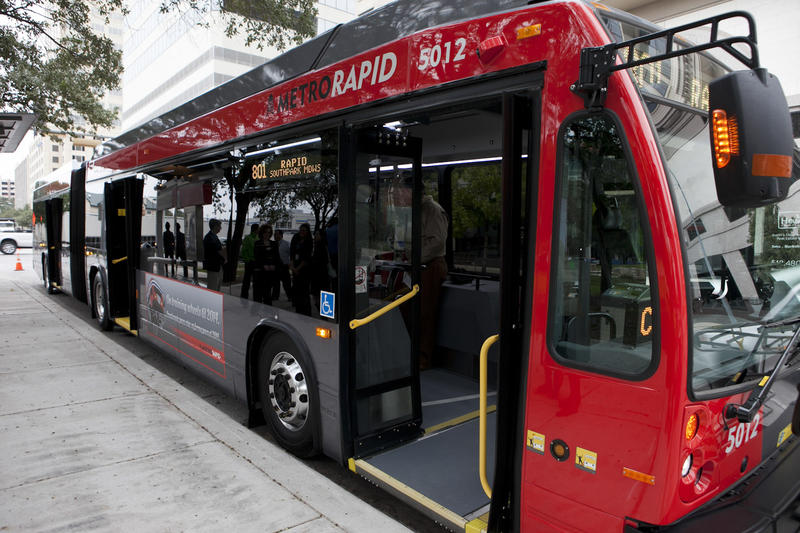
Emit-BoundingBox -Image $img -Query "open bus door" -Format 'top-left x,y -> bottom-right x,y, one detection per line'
345,127 -> 424,455
43,197 -> 63,293
103,177 -> 143,333
342,91 -> 538,532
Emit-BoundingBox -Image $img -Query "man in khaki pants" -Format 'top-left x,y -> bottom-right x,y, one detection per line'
419,194 -> 448,369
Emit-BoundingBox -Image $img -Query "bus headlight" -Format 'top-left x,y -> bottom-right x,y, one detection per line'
681,454 -> 693,477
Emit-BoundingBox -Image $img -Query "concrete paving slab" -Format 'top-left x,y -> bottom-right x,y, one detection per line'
0,441 -> 320,533
0,393 -> 213,490
0,274 -> 417,533
0,338 -> 110,372
0,361 -> 148,415
284,517 -> 346,533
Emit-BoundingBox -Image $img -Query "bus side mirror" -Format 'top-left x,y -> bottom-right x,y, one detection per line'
708,68 -> 794,208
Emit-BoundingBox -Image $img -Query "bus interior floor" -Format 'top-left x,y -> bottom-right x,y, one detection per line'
420,368 -> 497,433
361,369 -> 497,525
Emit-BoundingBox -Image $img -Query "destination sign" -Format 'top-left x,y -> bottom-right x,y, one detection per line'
251,150 -> 322,181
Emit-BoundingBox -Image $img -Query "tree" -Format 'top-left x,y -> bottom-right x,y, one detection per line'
0,198 -> 32,228
1,0 -> 317,137
1,0 -> 123,136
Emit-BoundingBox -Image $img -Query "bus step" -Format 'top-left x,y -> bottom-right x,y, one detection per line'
351,412 -> 496,532
113,316 -> 138,335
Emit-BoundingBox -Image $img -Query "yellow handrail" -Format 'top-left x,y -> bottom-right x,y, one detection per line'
111,256 -> 128,265
479,333 -> 500,499
349,284 -> 420,330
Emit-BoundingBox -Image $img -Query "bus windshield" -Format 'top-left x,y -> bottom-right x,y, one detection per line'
604,15 -> 800,394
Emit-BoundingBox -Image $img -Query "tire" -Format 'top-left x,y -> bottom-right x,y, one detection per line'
1,239 -> 16,255
92,274 -> 113,331
257,333 -> 318,457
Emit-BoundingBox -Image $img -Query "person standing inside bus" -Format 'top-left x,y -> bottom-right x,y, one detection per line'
175,222 -> 187,277
203,218 -> 226,291
419,193 -> 448,369
240,223 -> 259,299
253,224 -> 278,304
163,221 -> 175,276
311,228 -> 331,311
272,229 -> 292,301
290,223 -> 313,315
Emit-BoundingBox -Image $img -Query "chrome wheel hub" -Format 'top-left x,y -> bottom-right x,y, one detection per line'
94,281 -> 105,320
267,351 -> 309,431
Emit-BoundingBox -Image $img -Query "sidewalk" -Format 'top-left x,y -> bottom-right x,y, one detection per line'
0,266 -> 411,532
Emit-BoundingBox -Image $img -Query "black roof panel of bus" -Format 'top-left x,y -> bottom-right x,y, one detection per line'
95,0 -> 532,160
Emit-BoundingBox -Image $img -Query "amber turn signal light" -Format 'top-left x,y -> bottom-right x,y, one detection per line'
316,327 -> 331,339
685,413 -> 699,441
711,109 -> 739,169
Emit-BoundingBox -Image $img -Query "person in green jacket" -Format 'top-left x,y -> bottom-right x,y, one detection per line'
240,223 -> 259,299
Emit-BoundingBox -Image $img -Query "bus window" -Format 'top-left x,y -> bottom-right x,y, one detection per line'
191,132 -> 338,315
450,163 -> 501,276
549,114 -> 656,377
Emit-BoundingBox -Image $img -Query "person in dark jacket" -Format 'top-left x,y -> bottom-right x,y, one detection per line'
203,218 -> 225,291
175,222 -> 187,277
253,224 -> 279,304
290,223 -> 313,315
163,221 -> 175,276
311,228 -> 331,311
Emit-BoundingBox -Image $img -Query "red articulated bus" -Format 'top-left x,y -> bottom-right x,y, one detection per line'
32,0 -> 799,531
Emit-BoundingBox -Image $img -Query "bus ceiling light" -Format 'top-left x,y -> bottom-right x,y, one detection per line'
245,136 -> 321,159
711,109 -> 738,168
685,413 -> 699,441
681,454 -> 693,477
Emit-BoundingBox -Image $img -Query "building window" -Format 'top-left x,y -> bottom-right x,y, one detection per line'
52,156 -> 59,163
52,145 -> 59,152
73,155 -> 85,162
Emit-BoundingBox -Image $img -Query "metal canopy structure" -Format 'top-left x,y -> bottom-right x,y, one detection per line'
0,113 -> 35,153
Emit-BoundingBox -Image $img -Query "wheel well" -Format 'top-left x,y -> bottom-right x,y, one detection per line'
245,324 -> 317,411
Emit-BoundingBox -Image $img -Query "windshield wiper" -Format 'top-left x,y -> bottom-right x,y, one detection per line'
725,315 -> 800,423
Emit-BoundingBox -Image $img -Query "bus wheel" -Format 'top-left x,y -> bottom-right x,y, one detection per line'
1,239 -> 16,255
257,333 -> 318,457
92,274 -> 113,331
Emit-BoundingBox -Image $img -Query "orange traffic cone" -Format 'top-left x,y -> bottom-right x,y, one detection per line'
14,253 -> 23,271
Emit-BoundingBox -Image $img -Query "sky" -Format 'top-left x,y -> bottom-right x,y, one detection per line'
0,131 -> 33,182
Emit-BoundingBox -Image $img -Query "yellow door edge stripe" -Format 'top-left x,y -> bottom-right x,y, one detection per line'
466,516 -> 488,533
424,405 -> 497,435
347,457 -> 357,473
113,317 -> 138,335
354,459 -> 467,528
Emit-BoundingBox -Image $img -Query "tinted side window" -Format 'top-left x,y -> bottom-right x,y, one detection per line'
549,115 -> 656,377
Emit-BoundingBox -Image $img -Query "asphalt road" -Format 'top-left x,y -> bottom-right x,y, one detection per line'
0,249 -> 444,533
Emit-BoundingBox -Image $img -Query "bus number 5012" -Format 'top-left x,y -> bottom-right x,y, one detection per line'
418,38 -> 467,71
724,413 -> 760,454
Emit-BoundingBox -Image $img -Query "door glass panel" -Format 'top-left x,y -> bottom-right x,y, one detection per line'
353,146 -> 418,434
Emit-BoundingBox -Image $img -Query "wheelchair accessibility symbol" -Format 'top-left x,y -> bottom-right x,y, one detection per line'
319,291 -> 335,319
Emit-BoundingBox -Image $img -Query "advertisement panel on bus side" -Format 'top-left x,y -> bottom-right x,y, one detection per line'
141,273 -> 226,377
